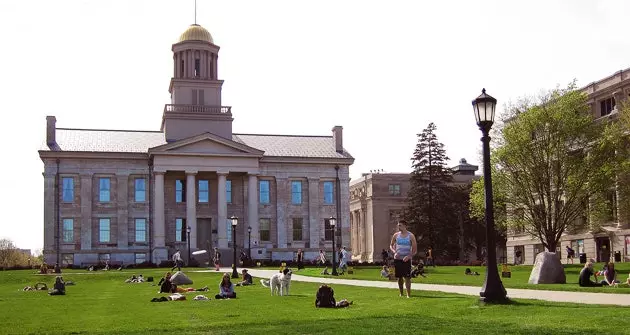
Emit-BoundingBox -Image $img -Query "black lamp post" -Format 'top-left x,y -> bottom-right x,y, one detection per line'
330,217 -> 338,276
230,215 -> 239,278
472,88 -> 508,303
186,226 -> 191,266
247,226 -> 252,264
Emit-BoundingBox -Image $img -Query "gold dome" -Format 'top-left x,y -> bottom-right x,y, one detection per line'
178,24 -> 214,43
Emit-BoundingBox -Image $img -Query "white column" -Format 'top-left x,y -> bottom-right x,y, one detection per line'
153,172 -> 166,263
217,172 -> 228,248
248,173 -> 259,250
186,171 -> 197,251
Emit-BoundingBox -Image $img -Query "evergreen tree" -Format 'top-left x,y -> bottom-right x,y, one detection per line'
404,122 -> 458,258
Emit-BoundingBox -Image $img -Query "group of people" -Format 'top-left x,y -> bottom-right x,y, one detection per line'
157,268 -> 253,300
579,261 -> 629,287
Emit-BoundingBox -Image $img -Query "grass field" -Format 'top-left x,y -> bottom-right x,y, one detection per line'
296,263 -> 630,294
1,267 -> 630,334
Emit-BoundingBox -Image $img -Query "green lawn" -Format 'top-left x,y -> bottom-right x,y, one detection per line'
1,268 -> 629,335
295,263 -> 630,294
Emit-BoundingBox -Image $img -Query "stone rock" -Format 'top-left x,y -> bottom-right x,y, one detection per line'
528,251 -> 566,284
170,271 -> 193,285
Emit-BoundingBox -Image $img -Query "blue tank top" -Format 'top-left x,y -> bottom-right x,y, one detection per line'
395,233 -> 412,258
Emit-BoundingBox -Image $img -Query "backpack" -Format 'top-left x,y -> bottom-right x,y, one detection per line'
315,284 -> 336,308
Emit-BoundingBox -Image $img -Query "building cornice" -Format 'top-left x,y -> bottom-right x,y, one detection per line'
38,150 -> 149,161
260,156 -> 354,165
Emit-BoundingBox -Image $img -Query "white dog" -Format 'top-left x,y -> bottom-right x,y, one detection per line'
260,268 -> 292,296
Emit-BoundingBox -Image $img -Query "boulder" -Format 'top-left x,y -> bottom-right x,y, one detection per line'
170,271 -> 193,285
528,251 -> 566,284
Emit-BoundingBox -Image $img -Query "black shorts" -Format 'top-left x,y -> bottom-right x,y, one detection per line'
394,259 -> 412,278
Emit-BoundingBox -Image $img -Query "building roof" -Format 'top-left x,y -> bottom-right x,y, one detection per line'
178,24 -> 214,44
40,128 -> 353,159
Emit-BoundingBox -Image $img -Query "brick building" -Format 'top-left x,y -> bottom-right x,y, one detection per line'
506,68 -> 630,265
39,23 -> 353,267
349,159 -> 479,262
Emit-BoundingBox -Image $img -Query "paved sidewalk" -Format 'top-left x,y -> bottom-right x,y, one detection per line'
197,267 -> 630,306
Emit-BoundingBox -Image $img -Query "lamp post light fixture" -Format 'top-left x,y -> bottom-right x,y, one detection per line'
186,226 -> 192,266
230,216 -> 239,278
472,88 -> 508,303
247,226 -> 252,265
329,217 -> 338,276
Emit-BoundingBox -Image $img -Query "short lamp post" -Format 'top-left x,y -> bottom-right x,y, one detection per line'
186,226 -> 191,266
472,88 -> 508,303
247,226 -> 252,264
230,216 -> 239,278
330,217 -> 338,276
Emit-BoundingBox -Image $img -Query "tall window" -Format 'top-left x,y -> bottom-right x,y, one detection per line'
98,253 -> 110,262
62,219 -> 73,243
175,218 -> 186,242
62,254 -> 74,265
600,97 -> 616,117
194,58 -> 200,77
176,180 -> 186,203
134,178 -> 146,202
291,181 -> 302,204
292,218 -> 303,241
99,178 -> 111,202
323,181 -> 334,204
259,218 -> 271,241
180,60 -> 184,76
198,180 -> 209,203
99,218 -> 110,243
135,219 -> 147,242
388,184 -> 401,196
324,218 -> 334,241
62,177 -> 74,202
135,253 -> 146,264
259,180 -> 270,204
226,180 -> 232,203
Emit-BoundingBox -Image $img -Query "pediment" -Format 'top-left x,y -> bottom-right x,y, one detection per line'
149,132 -> 264,157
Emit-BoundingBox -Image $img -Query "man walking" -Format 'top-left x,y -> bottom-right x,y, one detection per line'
171,249 -> 183,271
390,220 -> 417,298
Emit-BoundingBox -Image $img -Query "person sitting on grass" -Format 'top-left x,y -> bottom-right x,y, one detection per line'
380,265 -> 389,278
235,269 -> 253,286
48,276 -> 66,295
579,261 -> 603,287
215,273 -> 236,299
601,262 -> 620,287
158,272 -> 176,293
412,261 -> 428,278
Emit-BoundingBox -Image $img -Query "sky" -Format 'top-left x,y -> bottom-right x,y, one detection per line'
0,0 -> 628,252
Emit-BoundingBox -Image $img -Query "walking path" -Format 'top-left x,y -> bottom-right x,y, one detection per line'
197,267 -> 630,306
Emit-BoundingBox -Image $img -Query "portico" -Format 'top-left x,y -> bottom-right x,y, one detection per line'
149,132 -> 264,262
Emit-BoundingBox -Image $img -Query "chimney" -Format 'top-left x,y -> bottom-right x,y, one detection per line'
332,125 -> 343,153
46,116 -> 57,146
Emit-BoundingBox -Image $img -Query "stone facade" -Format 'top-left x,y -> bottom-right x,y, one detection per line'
506,68 -> 630,265
349,159 -> 479,262
39,24 -> 353,267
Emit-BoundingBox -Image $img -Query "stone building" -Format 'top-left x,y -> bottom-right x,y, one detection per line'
38,23 -> 353,267
349,159 -> 479,262
506,68 -> 630,265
